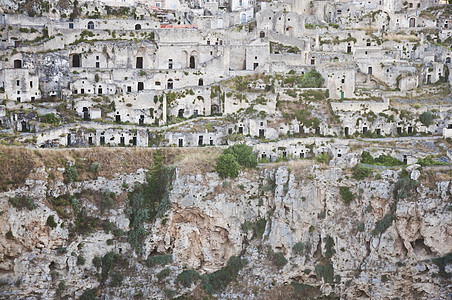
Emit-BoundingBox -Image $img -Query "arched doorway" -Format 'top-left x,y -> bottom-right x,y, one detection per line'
135,24 -> 141,30
286,26 -> 294,37
189,56 -> 195,69
409,18 -> 416,28
87,21 -> 94,29
260,31 -> 265,38
446,57 -> 451,64
198,78 -> 203,86
211,104 -> 219,114
167,79 -> 173,89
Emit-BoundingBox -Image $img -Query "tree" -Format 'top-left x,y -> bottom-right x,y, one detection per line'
419,111 -> 433,127
223,144 -> 257,168
216,153 -> 239,178
300,69 -> 324,88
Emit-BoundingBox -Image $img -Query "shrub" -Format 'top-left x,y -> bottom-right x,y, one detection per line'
157,268 -> 170,280
176,269 -> 200,288
77,255 -> 86,265
360,151 -> 404,166
224,144 -> 257,168
241,218 -> 266,239
431,253 -> 452,279
42,113 -> 59,125
293,242 -> 312,255
9,197 -> 37,210
417,155 -> 448,166
146,254 -> 172,267
372,214 -> 393,236
202,256 -> 247,294
324,235 -> 336,258
101,251 -> 117,282
315,153 -> 330,164
393,176 -> 418,199
272,252 -> 288,268
92,256 -> 101,269
300,69 -> 324,88
6,231 -> 13,239
64,166 -> 78,182
56,280 -> 66,297
110,272 -> 124,286
89,162 -> 100,173
80,289 -> 97,300
216,153 -> 239,178
339,186 -> 355,204
419,111 -> 433,126
352,164 -> 372,180
315,263 -> 334,283
46,215 -> 58,228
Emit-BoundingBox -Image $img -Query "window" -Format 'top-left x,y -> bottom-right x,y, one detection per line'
168,59 -> 173,69
367,42 -> 371,46
30,81 -> 33,88
138,82 -> 144,91
96,62 -> 100,68
135,24 -> 141,30
87,21 -> 94,30
69,23 -> 74,29
136,57 -> 143,69
127,86 -> 132,93
81,89 -> 85,94
98,88 -> 102,94
409,3 -> 413,8
96,56 -> 99,60
341,79 -> 345,84
17,80 -> 20,86
155,81 -> 161,86
14,59 -> 22,69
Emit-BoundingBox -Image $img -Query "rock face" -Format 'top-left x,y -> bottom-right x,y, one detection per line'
0,161 -> 451,299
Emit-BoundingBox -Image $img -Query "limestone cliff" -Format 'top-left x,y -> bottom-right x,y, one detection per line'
0,148 -> 451,299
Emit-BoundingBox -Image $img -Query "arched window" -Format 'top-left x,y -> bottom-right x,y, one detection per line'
260,31 -> 265,38
189,56 -> 195,69
167,79 -> 173,89
198,78 -> 203,86
87,21 -> 94,30
409,18 -> 416,28
135,24 -> 141,30
446,57 -> 451,64
333,57 -> 339,62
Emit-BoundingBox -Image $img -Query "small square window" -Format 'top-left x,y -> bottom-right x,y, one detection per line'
96,56 -> 99,60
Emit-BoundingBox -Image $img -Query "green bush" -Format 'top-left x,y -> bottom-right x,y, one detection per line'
417,155 -> 448,166
324,235 -> 336,258
80,289 -> 97,300
216,153 -> 239,178
315,263 -> 334,283
146,254 -> 172,267
176,269 -> 200,288
393,176 -> 418,199
77,255 -> 86,265
223,144 -> 257,168
272,252 -> 288,268
157,268 -> 170,280
41,113 -> 60,125
431,253 -> 452,279
64,166 -> 78,182
419,111 -> 433,126
360,151 -> 404,166
202,256 -> 247,294
56,280 -> 66,297
372,214 -> 393,236
241,218 -> 267,239
300,69 -> 324,88
315,153 -> 330,164
339,186 -> 355,204
293,242 -> 312,256
46,215 -> 57,228
92,256 -> 101,269
352,164 -> 372,180
9,197 -> 36,210
110,272 -> 124,286
89,162 -> 100,173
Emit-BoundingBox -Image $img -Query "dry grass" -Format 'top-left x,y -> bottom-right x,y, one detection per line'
0,145 -> 223,191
